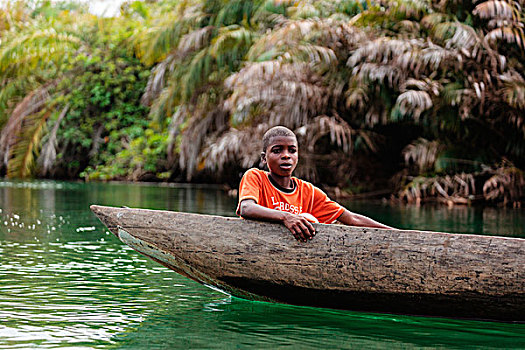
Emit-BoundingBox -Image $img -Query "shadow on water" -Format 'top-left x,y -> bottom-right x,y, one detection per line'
113,293 -> 525,349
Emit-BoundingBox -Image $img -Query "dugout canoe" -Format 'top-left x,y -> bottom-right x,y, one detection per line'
90,205 -> 525,322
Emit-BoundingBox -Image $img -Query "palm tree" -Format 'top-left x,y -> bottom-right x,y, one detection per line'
134,0 -> 267,179
0,3 -> 87,177
0,1 -> 149,179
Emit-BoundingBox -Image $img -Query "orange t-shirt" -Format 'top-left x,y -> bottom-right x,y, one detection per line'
236,168 -> 344,224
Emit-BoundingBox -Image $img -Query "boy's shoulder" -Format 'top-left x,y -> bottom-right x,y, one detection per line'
243,168 -> 266,178
294,176 -> 316,192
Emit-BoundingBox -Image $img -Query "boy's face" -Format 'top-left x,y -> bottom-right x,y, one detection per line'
262,136 -> 298,177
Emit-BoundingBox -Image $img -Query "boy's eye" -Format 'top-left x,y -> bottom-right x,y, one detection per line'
289,148 -> 297,153
271,148 -> 281,153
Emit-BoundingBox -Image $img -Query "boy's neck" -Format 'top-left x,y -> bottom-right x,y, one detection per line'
268,172 -> 294,189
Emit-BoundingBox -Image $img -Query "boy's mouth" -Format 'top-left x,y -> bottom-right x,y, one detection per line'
279,163 -> 293,170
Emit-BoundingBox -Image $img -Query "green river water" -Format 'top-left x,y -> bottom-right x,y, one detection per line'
0,180 -> 524,349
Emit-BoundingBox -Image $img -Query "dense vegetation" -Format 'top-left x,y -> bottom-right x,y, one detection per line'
0,0 -> 523,206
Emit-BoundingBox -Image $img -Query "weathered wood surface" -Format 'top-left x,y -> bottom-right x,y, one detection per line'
90,205 -> 525,322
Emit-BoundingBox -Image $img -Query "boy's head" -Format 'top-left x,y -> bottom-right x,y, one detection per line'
261,126 -> 298,177
262,126 -> 297,153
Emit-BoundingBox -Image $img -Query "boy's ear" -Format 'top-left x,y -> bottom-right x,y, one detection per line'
260,152 -> 266,163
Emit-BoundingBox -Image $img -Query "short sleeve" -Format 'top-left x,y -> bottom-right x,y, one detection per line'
236,169 -> 262,216
310,186 -> 344,224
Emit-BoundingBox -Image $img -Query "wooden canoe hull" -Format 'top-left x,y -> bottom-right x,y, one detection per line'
90,205 -> 525,322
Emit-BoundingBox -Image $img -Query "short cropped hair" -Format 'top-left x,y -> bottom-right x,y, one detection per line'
262,126 -> 297,152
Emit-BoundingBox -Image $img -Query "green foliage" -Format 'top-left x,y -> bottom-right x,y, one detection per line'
81,128 -> 169,181
0,1 -> 151,179
0,0 -> 523,205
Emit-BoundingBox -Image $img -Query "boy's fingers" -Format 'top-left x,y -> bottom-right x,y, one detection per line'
305,221 -> 315,236
296,222 -> 312,241
289,226 -> 302,241
298,221 -> 314,239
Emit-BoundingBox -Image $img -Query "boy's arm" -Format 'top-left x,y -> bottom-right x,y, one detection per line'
336,209 -> 394,229
239,199 -> 316,242
337,209 -> 395,230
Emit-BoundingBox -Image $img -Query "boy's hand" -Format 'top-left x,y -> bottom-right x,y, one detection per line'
282,212 -> 316,242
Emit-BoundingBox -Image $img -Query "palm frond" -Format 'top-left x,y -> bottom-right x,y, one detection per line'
473,1 -> 517,21
402,138 -> 445,172
166,105 -> 190,165
177,25 -> 215,59
37,104 -> 69,176
213,0 -> 258,27
6,108 -> 51,178
486,26 -> 525,49
434,21 -> 480,49
395,90 -> 433,119
347,38 -> 421,67
389,0 -> 430,20
141,53 -> 177,106
296,114 -> 354,153
178,110 -> 217,180
135,4 -> 206,65
397,172 -> 477,205
200,124 -> 267,172
210,25 -> 257,65
148,81 -> 179,125
500,72 -> 525,109
225,61 -> 330,127
483,162 -> 524,205
0,82 -> 56,169
420,13 -> 451,29
352,62 -> 404,88
248,18 -> 365,62
344,85 -> 369,110
0,28 -> 82,73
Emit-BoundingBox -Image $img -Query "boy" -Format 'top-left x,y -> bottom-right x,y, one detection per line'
236,126 -> 393,242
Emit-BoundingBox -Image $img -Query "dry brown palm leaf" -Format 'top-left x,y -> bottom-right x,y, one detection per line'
473,0 -> 517,21
37,103 -> 69,176
200,123 -> 269,173
433,21 -> 481,52
141,53 -> 177,106
248,18 -> 366,61
226,61 -> 331,127
166,105 -> 190,166
352,62 -> 404,88
402,138 -> 445,172
295,114 -> 354,153
483,163 -> 524,204
177,25 -> 215,59
420,13 -> 451,29
0,81 -> 56,169
486,26 -> 525,49
395,90 -> 433,119
401,78 -> 442,95
500,71 -> 525,109
347,38 -> 422,68
394,20 -> 421,35
398,172 -> 476,204
6,108 -> 52,178
416,45 -> 462,73
177,105 -> 228,180
344,85 -> 369,110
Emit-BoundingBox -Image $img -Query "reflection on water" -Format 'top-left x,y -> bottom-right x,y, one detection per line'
342,200 -> 525,237
0,180 -> 524,349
